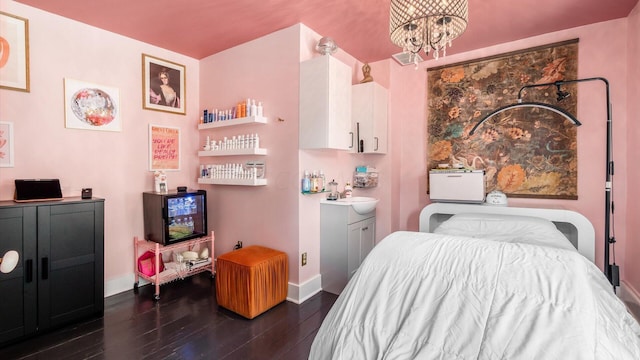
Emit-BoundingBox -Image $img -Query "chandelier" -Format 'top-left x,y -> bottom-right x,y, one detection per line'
390,0 -> 468,63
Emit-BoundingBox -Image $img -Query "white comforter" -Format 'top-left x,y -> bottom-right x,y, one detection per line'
310,231 -> 640,359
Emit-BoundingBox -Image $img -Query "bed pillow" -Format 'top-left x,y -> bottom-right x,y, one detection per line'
433,212 -> 577,252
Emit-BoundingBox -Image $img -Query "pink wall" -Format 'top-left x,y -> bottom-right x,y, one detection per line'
198,25 -> 303,283
390,62 -> 428,230
0,2 -> 201,296
395,18 -> 636,292
2,1 -> 638,300
625,2 -> 640,296
199,24 -> 396,293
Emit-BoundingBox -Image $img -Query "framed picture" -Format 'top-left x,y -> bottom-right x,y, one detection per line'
64,78 -> 121,132
142,54 -> 186,115
149,124 -> 180,171
0,11 -> 30,92
0,121 -> 14,167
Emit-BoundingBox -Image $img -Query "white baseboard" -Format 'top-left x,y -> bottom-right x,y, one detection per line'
286,274 -> 322,304
107,272 -> 324,305
619,280 -> 640,307
105,273 -> 148,298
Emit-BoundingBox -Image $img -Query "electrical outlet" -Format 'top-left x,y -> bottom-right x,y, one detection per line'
301,252 -> 307,266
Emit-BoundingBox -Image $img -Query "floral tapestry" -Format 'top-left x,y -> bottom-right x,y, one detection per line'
427,39 -> 579,199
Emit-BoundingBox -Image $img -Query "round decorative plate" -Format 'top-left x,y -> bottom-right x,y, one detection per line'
70,88 -> 116,126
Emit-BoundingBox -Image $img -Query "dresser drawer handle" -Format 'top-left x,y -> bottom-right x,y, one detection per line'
26,259 -> 33,283
42,257 -> 49,280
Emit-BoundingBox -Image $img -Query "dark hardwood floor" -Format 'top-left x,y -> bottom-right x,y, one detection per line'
4,272 -> 636,360
0,274 -> 338,360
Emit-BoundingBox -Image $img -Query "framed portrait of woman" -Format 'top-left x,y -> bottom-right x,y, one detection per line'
142,54 -> 186,115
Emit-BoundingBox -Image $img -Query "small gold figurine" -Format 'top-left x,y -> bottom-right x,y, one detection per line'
360,63 -> 373,83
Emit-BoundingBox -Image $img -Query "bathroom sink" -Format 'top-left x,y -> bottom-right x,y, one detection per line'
336,197 -> 379,215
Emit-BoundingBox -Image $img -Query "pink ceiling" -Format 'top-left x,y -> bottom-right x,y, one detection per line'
15,0 -> 639,63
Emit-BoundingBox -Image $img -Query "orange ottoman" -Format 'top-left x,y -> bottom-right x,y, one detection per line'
215,246 -> 288,319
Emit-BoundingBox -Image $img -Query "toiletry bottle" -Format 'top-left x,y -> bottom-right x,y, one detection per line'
247,133 -> 254,148
257,102 -> 263,117
311,171 -> 319,192
301,170 -> 311,193
250,100 -> 257,118
319,170 -> 326,192
344,182 -> 353,198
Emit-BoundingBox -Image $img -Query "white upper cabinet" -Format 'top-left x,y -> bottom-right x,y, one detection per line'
299,56 -> 352,150
351,82 -> 388,154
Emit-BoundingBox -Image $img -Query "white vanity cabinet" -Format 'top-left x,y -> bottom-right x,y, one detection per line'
299,55 -> 352,150
320,202 -> 376,295
351,82 -> 388,154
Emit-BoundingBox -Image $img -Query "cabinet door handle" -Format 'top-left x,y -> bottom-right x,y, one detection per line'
362,226 -> 369,231
374,137 -> 379,151
356,123 -> 361,152
26,259 -> 33,283
42,257 -> 49,280
349,132 -> 354,149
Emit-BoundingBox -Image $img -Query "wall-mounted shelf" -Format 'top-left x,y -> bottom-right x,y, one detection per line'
198,148 -> 267,157
198,114 -> 267,186
301,190 -> 330,195
198,178 -> 267,186
198,115 -> 267,130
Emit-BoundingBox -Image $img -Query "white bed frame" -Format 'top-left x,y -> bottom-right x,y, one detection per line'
419,203 -> 595,263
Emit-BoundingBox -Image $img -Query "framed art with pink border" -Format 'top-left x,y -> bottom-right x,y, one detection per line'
149,124 -> 180,171
0,121 -> 15,167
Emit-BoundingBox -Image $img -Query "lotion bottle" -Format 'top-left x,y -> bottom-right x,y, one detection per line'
257,102 -> 263,117
250,100 -> 257,118
318,170 -> 325,192
344,182 -> 353,198
301,170 -> 311,192
311,171 -> 319,192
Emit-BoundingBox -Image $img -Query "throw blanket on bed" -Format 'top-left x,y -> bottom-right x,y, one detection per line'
309,231 -> 640,359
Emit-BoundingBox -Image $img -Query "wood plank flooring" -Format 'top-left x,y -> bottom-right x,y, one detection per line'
0,274 -> 338,360
3,272 -> 638,360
